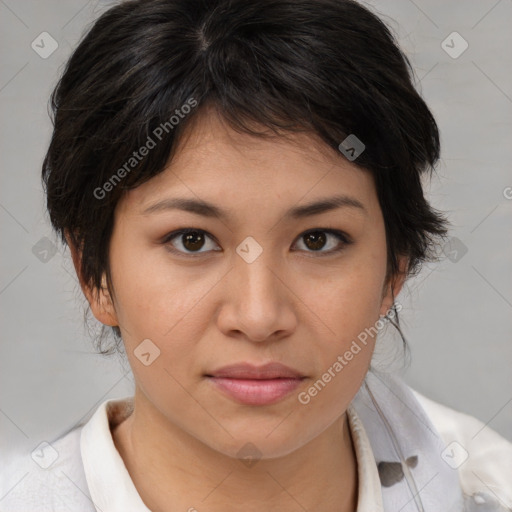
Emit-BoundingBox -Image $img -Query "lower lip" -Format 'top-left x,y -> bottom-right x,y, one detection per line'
207,377 -> 304,405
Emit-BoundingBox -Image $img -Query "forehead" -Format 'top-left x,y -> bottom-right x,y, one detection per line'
119,108 -> 379,220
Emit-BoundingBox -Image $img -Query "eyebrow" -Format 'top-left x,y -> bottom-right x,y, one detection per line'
141,194 -> 368,220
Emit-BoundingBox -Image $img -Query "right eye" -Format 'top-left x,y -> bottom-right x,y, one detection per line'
162,228 -> 221,257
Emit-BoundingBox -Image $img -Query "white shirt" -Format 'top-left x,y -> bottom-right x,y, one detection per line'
1,389 -> 511,511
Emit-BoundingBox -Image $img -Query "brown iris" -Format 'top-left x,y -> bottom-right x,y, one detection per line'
303,231 -> 327,251
181,231 -> 206,251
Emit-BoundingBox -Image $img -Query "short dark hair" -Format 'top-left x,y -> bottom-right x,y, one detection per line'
42,0 -> 450,354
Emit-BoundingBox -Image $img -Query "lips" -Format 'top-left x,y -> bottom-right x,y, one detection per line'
206,362 -> 305,380
205,362 -> 306,406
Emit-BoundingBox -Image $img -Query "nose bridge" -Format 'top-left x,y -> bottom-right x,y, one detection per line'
234,238 -> 281,307
223,237 -> 293,340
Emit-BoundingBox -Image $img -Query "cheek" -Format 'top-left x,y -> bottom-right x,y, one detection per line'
108,246 -> 221,397
298,247 -> 387,388
296,272 -> 382,414
109,236 -> 216,336
304,256 -> 386,341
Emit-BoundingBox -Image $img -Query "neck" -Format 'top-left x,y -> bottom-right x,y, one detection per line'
112,389 -> 359,512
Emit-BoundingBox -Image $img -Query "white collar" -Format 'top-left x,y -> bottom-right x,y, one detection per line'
80,397 -> 150,511
347,404 -> 385,511
80,396 -> 383,511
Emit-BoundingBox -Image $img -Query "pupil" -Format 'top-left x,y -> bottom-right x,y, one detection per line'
183,231 -> 205,251
304,231 -> 326,251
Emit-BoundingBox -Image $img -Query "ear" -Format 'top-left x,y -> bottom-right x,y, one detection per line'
379,254 -> 408,317
65,231 -> 119,327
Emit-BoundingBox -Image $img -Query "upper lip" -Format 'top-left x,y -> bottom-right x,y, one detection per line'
206,362 -> 305,379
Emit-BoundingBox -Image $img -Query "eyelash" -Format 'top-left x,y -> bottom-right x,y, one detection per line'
161,228 -> 353,258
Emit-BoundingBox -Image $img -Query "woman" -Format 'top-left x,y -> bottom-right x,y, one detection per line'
1,0 -> 510,510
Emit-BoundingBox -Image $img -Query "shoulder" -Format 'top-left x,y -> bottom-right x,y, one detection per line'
412,389 -> 512,510
0,426 -> 95,512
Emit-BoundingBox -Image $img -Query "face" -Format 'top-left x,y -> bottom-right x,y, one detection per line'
80,109 -> 406,459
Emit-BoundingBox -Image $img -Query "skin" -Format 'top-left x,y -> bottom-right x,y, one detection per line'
69,108 -> 407,512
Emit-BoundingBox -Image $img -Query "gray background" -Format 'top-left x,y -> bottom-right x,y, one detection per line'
1,0 -> 511,465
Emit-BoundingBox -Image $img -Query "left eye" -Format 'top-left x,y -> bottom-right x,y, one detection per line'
162,228 -> 351,257
294,229 -> 352,255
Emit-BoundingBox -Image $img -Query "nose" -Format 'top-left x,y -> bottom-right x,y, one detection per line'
216,249 -> 297,343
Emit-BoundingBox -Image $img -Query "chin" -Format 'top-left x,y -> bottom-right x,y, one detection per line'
203,424 -> 315,462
